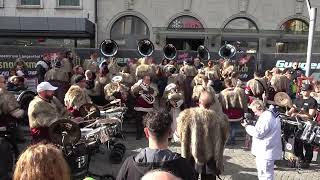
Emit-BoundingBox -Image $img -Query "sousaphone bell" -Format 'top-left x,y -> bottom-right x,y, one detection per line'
219,44 -> 236,59
197,45 -> 210,61
100,39 -> 118,57
163,44 -> 177,60
137,39 -> 154,57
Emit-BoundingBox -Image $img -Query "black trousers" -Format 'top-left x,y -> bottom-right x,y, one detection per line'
135,111 -> 147,139
294,139 -> 313,162
0,138 -> 13,180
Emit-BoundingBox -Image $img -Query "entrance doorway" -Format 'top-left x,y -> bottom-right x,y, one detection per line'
166,38 -> 204,51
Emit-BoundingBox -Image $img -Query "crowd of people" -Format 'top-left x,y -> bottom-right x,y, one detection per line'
0,50 -> 319,180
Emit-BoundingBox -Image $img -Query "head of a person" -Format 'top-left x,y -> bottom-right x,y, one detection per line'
42,53 -> 49,61
65,51 -> 73,59
199,91 -> 214,109
194,58 -> 200,66
143,111 -> 173,143
207,60 -> 214,68
161,58 -> 169,65
0,75 -> 6,89
143,75 -> 151,85
73,65 -> 84,75
254,71 -> 264,78
249,99 -> 266,116
265,70 -> 272,80
15,58 -> 26,70
284,68 -> 294,80
271,67 -> 281,75
141,170 -> 182,180
56,52 -> 63,60
292,62 -> 299,70
74,74 -> 87,89
201,75 -> 209,86
85,70 -> 93,80
13,143 -> 70,180
314,81 -> 320,93
301,83 -> 313,97
224,78 -> 234,88
90,52 -> 98,60
37,82 -> 58,101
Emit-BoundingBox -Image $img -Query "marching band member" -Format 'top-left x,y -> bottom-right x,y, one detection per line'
268,68 -> 289,104
163,82 -> 184,141
135,57 -> 153,81
104,76 -> 129,102
219,78 -> 248,145
108,57 -> 123,76
166,65 -> 186,85
119,67 -> 135,87
204,60 -> 221,82
221,61 -> 236,79
179,59 -> 198,108
70,65 -> 84,85
131,75 -> 158,139
245,71 -> 268,104
83,52 -> 99,73
61,51 -> 74,80
44,61 -> 70,103
177,91 -> 229,179
28,82 -> 68,143
192,75 -> 215,105
191,69 -> 205,88
64,75 -> 92,117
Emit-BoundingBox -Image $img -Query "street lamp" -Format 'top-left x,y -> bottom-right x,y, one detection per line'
305,0 -> 317,77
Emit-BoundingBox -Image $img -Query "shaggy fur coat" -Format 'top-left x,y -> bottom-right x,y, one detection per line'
64,85 -> 92,110
179,65 -> 197,77
247,77 -> 268,96
0,88 -> 20,116
28,96 -> 68,128
219,87 -> 248,112
177,107 -> 229,173
271,75 -> 289,92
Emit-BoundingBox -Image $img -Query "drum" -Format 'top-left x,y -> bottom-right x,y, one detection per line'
299,121 -> 317,144
16,90 -> 36,111
65,142 -> 89,178
312,127 -> 320,146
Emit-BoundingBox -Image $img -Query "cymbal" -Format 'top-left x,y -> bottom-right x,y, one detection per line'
49,118 -> 81,146
274,92 -> 293,108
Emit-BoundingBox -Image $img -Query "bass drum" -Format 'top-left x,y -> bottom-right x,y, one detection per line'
17,90 -> 36,111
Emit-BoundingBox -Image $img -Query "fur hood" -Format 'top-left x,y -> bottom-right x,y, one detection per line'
271,75 -> 289,92
177,107 -> 229,173
247,77 -> 268,96
64,85 -> 92,110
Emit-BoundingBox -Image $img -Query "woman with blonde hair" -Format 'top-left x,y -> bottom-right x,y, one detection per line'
13,143 -> 70,180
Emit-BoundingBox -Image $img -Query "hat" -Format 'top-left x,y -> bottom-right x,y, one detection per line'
301,83 -> 313,91
37,82 -> 58,93
74,74 -> 86,84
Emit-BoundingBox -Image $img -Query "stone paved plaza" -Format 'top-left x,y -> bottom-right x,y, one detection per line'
88,135 -> 320,180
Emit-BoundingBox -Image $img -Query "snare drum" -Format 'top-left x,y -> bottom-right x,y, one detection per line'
299,121 -> 317,144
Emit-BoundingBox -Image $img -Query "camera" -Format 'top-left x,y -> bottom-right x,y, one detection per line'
241,113 -> 257,126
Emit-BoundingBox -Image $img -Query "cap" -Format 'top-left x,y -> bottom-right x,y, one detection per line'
301,83 -> 313,91
37,82 -> 58,93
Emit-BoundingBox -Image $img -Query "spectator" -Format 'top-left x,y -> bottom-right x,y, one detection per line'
116,111 -> 196,180
241,100 -> 282,180
13,143 -> 70,180
36,53 -> 51,83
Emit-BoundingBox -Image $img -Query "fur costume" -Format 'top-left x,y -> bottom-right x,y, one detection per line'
28,96 -> 68,128
61,58 -> 73,74
271,74 -> 289,92
222,65 -> 236,79
135,64 -> 152,80
131,80 -> 159,112
204,65 -> 221,81
246,77 -> 268,97
231,78 -> 243,88
83,59 -> 99,73
104,82 -> 129,101
179,64 -> 198,77
64,85 -> 92,110
176,107 -> 229,173
86,79 -> 102,96
119,72 -> 135,87
219,87 -> 248,112
192,85 -> 215,101
0,88 -> 21,116
44,68 -> 69,82
167,73 -> 186,85
108,58 -> 122,76
191,73 -> 205,88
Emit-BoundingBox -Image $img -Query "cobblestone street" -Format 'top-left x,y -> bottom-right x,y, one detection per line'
89,135 -> 320,180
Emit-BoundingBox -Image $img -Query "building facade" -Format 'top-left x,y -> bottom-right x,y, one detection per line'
0,0 -> 96,48
97,0 -> 320,60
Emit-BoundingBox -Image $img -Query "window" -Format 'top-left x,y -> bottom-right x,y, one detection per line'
167,16 -> 204,31
276,41 -> 308,53
280,19 -> 309,32
223,17 -> 258,32
58,0 -> 80,6
18,0 -> 41,7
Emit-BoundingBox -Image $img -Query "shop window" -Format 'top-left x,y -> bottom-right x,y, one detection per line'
57,0 -> 80,7
276,41 -> 308,53
167,15 -> 204,31
111,15 -> 150,49
280,19 -> 309,32
223,17 -> 258,32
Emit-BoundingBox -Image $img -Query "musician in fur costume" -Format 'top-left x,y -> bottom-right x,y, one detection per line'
131,75 -> 159,139
136,57 -> 153,80
268,68 -> 289,104
219,78 -> 248,145
108,57 -> 123,76
204,60 -> 221,81
28,82 -> 68,143
167,66 -> 186,85
83,52 -> 99,73
192,76 -> 215,105
44,61 -> 70,103
64,75 -> 92,117
179,60 -> 198,108
119,67 -> 135,87
221,61 -> 236,79
104,76 -> 129,102
191,69 -> 206,88
245,71 -> 268,104
177,91 -> 229,179
163,83 -> 184,142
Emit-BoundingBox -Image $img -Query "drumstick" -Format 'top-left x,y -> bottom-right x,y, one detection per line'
84,111 -> 97,119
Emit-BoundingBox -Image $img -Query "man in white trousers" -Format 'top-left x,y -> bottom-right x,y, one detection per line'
241,100 -> 282,180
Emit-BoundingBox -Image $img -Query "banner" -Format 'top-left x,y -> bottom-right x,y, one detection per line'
261,53 -> 320,80
0,46 -> 256,81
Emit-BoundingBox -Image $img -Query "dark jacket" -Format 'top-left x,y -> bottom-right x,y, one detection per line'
116,148 -> 196,180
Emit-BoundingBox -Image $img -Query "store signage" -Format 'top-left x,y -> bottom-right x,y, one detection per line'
168,16 -> 204,29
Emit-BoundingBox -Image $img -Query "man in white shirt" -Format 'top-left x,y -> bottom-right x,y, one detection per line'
241,100 -> 282,180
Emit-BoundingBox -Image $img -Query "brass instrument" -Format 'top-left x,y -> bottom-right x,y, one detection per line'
137,39 -> 154,57
197,45 -> 210,61
163,44 -> 177,60
218,44 -> 236,59
100,39 -> 118,57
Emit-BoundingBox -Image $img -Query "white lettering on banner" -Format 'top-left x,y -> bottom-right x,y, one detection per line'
275,60 -> 320,70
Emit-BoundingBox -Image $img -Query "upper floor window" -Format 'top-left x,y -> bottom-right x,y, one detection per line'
167,15 -> 204,31
223,17 -> 258,32
18,0 -> 41,7
57,0 -> 80,7
280,19 -> 309,32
